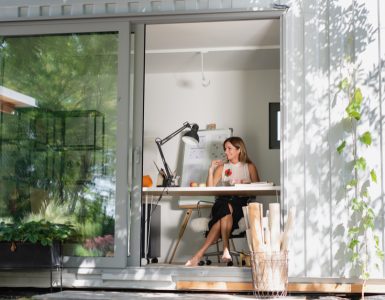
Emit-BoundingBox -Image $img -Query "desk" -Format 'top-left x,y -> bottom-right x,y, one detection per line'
142,185 -> 280,197
142,185 -> 280,264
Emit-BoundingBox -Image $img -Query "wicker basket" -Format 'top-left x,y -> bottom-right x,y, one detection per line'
250,251 -> 288,298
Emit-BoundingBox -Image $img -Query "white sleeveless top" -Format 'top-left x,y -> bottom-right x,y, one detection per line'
221,162 -> 251,185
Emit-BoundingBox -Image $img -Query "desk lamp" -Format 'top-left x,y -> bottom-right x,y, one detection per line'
155,122 -> 199,187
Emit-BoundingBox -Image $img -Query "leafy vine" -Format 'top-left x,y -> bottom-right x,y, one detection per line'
336,73 -> 384,290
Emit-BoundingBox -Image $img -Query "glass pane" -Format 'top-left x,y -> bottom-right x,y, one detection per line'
0,33 -> 118,257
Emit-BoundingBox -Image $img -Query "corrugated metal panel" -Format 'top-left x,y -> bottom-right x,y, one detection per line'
328,0 -> 354,279
303,0 -> 331,278
283,0 -> 385,278
282,0 -> 307,278
0,0 -> 275,20
380,0 -> 385,278
354,0 -> 383,278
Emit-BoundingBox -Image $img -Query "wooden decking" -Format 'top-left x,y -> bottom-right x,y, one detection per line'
1,264 -> 385,294
176,280 -> 385,294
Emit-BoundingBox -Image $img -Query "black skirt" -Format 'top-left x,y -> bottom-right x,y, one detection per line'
208,196 -> 253,233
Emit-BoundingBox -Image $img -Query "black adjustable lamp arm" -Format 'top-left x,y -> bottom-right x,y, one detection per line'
155,122 -> 193,186
155,139 -> 173,184
157,122 -> 192,146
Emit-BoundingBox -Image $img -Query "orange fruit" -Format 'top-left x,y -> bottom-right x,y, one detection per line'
143,175 -> 153,187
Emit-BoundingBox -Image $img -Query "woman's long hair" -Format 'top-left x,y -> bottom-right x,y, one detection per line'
223,136 -> 252,164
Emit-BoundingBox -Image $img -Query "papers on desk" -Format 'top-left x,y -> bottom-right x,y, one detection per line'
234,181 -> 274,187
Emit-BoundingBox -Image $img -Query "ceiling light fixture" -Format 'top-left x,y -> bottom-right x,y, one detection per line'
200,51 -> 210,87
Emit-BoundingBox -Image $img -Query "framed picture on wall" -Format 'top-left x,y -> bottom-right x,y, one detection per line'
269,102 -> 280,149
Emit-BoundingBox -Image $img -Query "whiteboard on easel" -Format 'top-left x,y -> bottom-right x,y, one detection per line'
181,128 -> 233,186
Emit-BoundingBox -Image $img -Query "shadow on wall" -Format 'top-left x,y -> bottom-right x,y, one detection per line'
285,0 -> 380,278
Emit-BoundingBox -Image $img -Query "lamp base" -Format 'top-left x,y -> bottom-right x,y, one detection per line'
156,176 -> 174,187
155,173 -> 181,187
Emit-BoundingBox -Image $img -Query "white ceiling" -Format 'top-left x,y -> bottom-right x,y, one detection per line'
145,19 -> 280,73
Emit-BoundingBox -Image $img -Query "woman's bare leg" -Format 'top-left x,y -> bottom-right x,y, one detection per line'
185,221 -> 221,266
221,204 -> 233,262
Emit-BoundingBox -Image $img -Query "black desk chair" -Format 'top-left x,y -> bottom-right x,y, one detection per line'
190,201 -> 247,266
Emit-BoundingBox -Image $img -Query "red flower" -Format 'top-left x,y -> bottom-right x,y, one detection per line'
225,168 -> 232,177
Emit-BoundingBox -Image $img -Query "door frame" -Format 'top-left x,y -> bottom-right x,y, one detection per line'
0,8 -> 288,269
129,10 -> 287,267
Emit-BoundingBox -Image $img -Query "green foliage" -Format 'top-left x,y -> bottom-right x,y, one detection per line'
73,244 -> 103,257
0,33 -> 117,256
346,179 -> 358,190
345,88 -> 363,120
0,220 -> 75,246
0,33 -> 117,208
359,132 -> 372,146
338,78 -> 350,91
337,140 -> 346,154
336,77 -> 384,280
370,169 -> 377,183
78,221 -> 103,239
72,196 -> 114,238
375,236 -> 385,261
23,199 -> 76,225
354,157 -> 367,171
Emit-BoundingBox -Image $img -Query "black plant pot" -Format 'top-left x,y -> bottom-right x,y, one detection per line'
0,241 -> 61,269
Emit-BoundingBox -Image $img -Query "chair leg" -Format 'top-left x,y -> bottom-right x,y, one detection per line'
169,208 -> 193,264
230,238 -> 240,266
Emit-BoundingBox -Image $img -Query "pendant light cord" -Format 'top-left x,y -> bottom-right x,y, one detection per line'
200,51 -> 210,87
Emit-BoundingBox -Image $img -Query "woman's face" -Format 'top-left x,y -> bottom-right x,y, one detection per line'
224,141 -> 240,162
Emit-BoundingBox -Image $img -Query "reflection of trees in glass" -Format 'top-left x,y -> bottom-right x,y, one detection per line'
0,33 -> 118,256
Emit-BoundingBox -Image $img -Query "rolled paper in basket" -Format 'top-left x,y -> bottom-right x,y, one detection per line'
245,229 -> 253,252
281,207 -> 295,251
264,224 -> 271,253
269,203 -> 280,252
242,206 -> 250,229
262,216 -> 268,243
248,202 -> 264,252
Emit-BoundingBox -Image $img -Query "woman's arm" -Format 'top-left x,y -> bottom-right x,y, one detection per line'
248,163 -> 260,182
206,160 -> 224,187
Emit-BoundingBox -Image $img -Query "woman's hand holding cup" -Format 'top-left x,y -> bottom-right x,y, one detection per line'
209,159 -> 223,173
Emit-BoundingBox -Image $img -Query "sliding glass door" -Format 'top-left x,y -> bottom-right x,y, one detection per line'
0,21 -> 131,268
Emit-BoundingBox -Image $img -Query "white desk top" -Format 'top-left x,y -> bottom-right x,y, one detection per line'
142,185 -> 280,196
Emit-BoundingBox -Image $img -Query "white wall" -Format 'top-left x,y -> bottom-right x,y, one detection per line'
282,0 -> 385,278
144,69 -> 280,263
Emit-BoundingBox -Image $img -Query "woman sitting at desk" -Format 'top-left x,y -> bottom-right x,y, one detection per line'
185,136 -> 260,266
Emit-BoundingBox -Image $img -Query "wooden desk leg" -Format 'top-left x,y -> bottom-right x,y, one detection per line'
168,208 -> 193,264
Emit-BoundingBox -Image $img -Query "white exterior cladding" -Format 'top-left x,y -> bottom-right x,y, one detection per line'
0,0 -> 384,281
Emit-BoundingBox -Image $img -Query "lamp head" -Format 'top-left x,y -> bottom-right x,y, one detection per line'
182,124 -> 199,145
